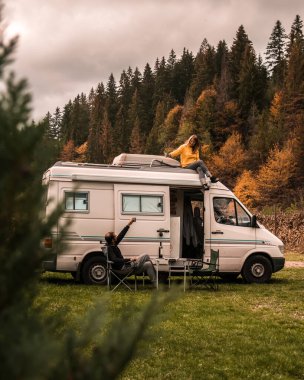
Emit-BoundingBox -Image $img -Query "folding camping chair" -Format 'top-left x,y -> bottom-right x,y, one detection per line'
105,247 -> 138,292
188,249 -> 220,290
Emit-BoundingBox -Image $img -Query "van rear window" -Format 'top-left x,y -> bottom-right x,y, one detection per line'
122,194 -> 163,214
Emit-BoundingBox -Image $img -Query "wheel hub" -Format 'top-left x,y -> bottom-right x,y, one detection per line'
91,264 -> 106,280
251,263 -> 265,277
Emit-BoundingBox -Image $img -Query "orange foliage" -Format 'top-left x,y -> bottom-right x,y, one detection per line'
209,132 -> 247,189
196,87 -> 217,104
60,140 -> 75,161
234,170 -> 259,208
75,141 -> 88,162
256,137 -> 297,205
270,91 -> 283,119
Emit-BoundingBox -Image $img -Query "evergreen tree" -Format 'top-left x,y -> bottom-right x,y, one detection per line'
189,39 -> 216,100
106,73 -> 118,128
287,14 -> 304,56
140,63 -> 155,135
87,82 -> 105,163
265,20 -> 287,88
229,25 -> 252,99
100,102 -> 114,163
61,100 -> 73,144
172,48 -> 195,103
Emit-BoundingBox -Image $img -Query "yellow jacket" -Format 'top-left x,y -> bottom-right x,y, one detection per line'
169,144 -> 199,167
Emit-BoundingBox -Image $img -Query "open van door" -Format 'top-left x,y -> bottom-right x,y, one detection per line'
207,193 -> 256,273
114,184 -> 170,258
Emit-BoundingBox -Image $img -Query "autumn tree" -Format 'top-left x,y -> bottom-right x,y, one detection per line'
208,132 -> 247,189
234,170 -> 259,208
255,137 -> 297,206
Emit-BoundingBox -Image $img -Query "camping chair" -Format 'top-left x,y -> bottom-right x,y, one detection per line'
188,249 -> 220,290
105,247 -> 137,292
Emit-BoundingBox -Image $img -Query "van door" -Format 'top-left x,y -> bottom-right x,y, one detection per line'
208,194 -> 256,272
114,184 -> 170,258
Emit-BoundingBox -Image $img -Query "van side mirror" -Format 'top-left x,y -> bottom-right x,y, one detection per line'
251,215 -> 257,228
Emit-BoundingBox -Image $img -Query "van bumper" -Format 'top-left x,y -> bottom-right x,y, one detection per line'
42,254 -> 57,271
272,257 -> 285,273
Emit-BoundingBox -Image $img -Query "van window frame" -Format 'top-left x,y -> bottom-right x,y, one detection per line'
121,193 -> 164,216
64,191 -> 90,213
213,197 -> 251,227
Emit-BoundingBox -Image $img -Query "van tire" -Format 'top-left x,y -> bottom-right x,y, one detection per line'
241,255 -> 272,283
82,257 -> 107,285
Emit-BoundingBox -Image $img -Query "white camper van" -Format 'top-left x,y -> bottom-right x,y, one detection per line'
42,153 -> 285,284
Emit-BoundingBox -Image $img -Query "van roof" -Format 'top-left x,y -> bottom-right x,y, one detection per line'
43,154 -> 229,191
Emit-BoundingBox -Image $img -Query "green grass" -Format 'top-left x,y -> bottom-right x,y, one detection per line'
38,268 -> 304,380
285,250 -> 304,261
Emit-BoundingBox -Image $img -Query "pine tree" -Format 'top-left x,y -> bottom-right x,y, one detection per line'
287,14 -> 304,56
229,25 -> 252,100
265,20 -> 287,88
140,63 -> 155,135
87,82 -> 105,163
100,103 -> 114,163
189,39 -> 216,100
172,48 -> 195,104
105,73 -> 117,128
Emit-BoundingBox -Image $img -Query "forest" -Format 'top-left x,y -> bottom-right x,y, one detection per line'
43,15 -> 304,211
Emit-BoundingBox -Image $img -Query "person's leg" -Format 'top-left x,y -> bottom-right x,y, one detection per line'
134,254 -> 156,285
186,160 -> 218,183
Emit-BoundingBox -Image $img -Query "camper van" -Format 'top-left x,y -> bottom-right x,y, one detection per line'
42,153 -> 285,284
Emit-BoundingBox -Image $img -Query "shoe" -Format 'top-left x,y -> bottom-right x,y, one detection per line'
211,176 -> 219,183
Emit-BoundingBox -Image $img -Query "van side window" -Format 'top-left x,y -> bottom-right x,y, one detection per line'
122,194 -> 163,214
65,192 -> 89,211
213,197 -> 251,227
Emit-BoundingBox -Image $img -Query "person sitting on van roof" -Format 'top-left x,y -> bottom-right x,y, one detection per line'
105,217 -> 157,287
167,135 -> 218,189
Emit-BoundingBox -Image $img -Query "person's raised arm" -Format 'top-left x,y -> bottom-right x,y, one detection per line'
116,217 -> 136,245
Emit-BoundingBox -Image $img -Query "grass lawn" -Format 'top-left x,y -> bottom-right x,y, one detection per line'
38,263 -> 304,380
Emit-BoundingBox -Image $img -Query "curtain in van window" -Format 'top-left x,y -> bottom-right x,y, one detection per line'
123,195 -> 140,212
141,196 -> 163,213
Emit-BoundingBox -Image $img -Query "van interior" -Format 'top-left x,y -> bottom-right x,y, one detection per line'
170,188 -> 204,259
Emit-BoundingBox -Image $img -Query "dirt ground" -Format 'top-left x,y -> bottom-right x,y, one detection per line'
285,261 -> 304,268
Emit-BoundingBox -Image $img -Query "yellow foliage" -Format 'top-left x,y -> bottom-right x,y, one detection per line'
75,141 -> 88,155
256,137 -> 297,204
209,132 -> 247,188
234,170 -> 259,208
60,140 -> 75,161
270,91 -> 283,119
196,87 -> 217,104
224,100 -> 238,113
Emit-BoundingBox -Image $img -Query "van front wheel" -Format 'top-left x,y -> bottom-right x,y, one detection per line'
82,257 -> 107,285
241,255 -> 272,283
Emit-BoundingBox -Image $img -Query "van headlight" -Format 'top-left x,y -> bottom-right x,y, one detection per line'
279,245 -> 284,255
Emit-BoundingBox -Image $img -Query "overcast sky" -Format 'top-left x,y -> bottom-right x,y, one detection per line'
3,0 -> 304,120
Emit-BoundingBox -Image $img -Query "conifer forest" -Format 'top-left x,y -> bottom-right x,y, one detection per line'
43,16 -> 304,210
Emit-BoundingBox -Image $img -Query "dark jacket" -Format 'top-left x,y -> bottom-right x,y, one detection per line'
107,225 -> 129,269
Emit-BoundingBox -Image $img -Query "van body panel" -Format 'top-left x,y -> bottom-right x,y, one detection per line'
114,184 -> 170,258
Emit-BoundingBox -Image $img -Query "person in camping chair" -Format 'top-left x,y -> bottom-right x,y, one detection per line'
105,217 -> 157,286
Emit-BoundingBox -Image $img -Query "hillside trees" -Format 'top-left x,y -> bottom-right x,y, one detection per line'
44,16 -> 304,209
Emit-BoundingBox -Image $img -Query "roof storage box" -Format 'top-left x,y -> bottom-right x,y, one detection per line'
112,153 -> 180,167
